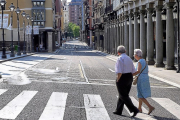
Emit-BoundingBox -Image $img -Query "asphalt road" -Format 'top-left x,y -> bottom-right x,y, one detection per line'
0,40 -> 179,120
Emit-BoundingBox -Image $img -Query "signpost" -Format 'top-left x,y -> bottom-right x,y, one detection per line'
0,14 -> 9,29
26,25 -> 39,35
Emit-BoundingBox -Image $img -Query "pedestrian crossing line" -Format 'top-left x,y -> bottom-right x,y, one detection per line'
84,94 -> 110,120
0,90 -> 38,119
0,89 -> 8,95
117,96 -> 157,120
39,92 -> 68,120
152,97 -> 180,119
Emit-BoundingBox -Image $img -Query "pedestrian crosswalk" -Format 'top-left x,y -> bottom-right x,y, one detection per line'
0,89 -> 179,120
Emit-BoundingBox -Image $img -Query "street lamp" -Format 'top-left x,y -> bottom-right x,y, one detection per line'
9,3 -> 15,57
26,14 -> 30,53
31,17 -> 34,52
15,1 -> 21,56
21,11 -> 26,54
0,0 -> 7,59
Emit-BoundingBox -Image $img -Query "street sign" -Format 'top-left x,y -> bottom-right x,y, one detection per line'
25,25 -> 39,35
0,14 -> 9,29
33,26 -> 39,35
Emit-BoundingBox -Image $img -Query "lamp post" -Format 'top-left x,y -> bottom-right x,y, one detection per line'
9,3 -> 15,57
26,14 -> 30,53
21,11 -> 26,54
31,17 -> 34,52
15,0 -> 21,56
0,0 -> 7,59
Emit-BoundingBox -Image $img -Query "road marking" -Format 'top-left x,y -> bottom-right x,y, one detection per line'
0,91 -> 38,119
0,89 -> 7,95
80,60 -> 89,83
39,92 -> 68,120
149,74 -> 180,89
116,96 -> 157,119
109,68 -> 115,72
84,94 -> 110,120
79,64 -> 84,78
152,97 -> 180,119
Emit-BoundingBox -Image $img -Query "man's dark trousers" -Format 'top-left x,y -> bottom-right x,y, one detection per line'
115,73 -> 138,114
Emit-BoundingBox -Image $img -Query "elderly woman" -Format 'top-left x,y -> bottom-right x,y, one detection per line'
114,46 -> 139,117
133,49 -> 155,115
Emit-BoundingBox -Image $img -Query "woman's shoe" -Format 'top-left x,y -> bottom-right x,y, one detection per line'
148,107 -> 155,115
138,108 -> 142,113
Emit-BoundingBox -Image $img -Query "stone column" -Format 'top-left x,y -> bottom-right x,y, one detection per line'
122,21 -> 124,45
146,4 -> 155,65
140,6 -> 147,59
124,16 -> 129,55
115,20 -> 118,55
48,32 -> 53,52
134,10 -> 140,49
154,1 -> 165,67
117,19 -> 120,49
113,22 -> 116,54
119,18 -> 122,45
129,13 -> 134,59
165,2 -> 176,70
104,23 -> 107,52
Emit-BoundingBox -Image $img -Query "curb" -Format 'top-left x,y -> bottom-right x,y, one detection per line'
0,53 -> 35,63
95,50 -> 180,89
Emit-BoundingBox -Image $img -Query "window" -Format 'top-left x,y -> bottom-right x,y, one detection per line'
32,0 -> 46,27
32,1 -> 45,7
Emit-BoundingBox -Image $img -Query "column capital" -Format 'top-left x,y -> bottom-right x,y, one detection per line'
164,2 -> 175,9
146,3 -> 154,9
154,1 -> 163,11
146,8 -> 154,13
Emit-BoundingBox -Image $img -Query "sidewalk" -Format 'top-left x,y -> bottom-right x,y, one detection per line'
95,50 -> 180,89
0,51 -> 35,63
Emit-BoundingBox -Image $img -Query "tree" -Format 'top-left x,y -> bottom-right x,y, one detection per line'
66,22 -> 80,38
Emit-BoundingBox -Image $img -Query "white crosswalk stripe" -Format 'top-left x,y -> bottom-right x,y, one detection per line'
84,94 -> 111,120
0,89 -> 8,95
39,92 -> 68,120
0,89 -> 179,119
129,96 -> 157,120
152,97 -> 180,119
0,90 -> 38,119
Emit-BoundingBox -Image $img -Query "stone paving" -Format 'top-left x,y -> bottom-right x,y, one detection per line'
1,41 -> 180,89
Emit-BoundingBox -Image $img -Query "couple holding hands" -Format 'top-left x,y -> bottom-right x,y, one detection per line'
114,45 -> 155,117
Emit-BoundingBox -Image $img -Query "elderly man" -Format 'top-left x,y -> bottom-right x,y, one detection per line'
114,45 -> 139,117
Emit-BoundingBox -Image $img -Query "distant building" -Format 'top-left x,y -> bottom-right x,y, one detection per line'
69,0 -> 81,25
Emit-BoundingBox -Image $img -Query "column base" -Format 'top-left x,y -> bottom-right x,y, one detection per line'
165,65 -> 177,70
1,55 -> 7,59
154,63 -> 165,67
10,53 -> 15,57
17,52 -> 21,56
147,60 -> 155,65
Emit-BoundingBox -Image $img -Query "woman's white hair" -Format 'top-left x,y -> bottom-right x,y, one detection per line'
134,49 -> 142,57
117,45 -> 126,53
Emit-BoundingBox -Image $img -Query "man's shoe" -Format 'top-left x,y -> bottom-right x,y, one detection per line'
113,111 -> 122,115
131,109 -> 139,117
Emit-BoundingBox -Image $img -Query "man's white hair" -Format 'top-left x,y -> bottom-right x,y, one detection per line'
134,49 -> 142,57
117,45 -> 126,53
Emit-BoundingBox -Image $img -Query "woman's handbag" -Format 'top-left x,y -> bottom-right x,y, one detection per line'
133,63 -> 147,85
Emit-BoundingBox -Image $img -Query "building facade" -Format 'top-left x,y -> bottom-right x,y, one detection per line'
0,0 -> 62,53
84,0 -> 180,70
69,0 -> 81,25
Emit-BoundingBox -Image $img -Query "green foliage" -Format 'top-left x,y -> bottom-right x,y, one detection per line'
66,22 -> 80,37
